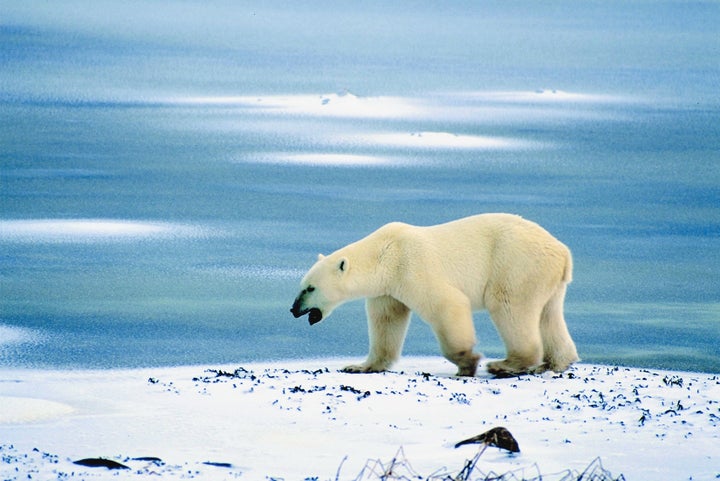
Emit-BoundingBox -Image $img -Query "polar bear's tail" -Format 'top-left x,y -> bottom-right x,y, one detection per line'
561,246 -> 573,284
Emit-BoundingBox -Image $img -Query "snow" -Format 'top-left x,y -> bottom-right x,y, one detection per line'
1,357 -> 718,480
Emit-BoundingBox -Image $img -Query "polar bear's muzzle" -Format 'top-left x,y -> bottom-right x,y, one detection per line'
290,296 -> 323,325
291,306 -> 323,326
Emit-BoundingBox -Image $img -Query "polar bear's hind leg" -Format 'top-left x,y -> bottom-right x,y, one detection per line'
424,293 -> 481,377
540,284 -> 579,372
486,302 -> 545,377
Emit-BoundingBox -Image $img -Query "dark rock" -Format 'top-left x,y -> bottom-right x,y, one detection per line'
73,458 -> 130,470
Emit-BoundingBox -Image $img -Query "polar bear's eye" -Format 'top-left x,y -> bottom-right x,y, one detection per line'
306,286 -> 315,293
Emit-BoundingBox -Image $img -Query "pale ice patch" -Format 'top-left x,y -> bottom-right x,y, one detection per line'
0,324 -> 46,355
167,90 -> 627,126
172,92 -> 424,119
0,397 -> 74,424
0,219 -> 205,243
0,324 -> 47,375
361,131 -> 546,150
258,152 -> 394,167
453,89 -> 629,104
0,325 -> 39,346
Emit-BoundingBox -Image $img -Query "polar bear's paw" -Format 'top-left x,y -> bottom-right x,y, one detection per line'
450,352 -> 482,377
341,363 -> 388,374
486,359 -> 536,378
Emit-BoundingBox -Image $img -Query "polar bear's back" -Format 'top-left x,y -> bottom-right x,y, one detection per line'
385,214 -> 571,307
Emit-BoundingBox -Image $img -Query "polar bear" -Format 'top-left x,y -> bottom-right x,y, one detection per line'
290,213 -> 579,377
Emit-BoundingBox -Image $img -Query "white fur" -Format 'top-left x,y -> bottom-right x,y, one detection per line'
292,213 -> 579,377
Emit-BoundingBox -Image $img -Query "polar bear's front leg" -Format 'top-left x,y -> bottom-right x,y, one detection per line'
342,296 -> 411,374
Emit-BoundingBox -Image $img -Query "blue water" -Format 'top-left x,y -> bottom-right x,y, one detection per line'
1,1 -> 719,372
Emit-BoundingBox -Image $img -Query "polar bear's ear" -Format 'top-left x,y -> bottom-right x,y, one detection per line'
317,253 -> 325,261
338,258 -> 348,272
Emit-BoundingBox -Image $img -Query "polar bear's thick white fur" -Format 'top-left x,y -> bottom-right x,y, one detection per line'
290,213 -> 579,377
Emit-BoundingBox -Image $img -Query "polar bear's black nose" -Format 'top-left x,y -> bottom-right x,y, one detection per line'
291,293 -> 310,319
290,298 -> 304,318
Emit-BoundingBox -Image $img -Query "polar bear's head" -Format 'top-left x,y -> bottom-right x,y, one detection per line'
290,253 -> 350,325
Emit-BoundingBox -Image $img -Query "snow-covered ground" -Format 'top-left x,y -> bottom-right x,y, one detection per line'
1,358 -> 718,480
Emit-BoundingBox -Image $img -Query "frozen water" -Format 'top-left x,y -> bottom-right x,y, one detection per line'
0,219 -> 204,242
1,1 -> 719,371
